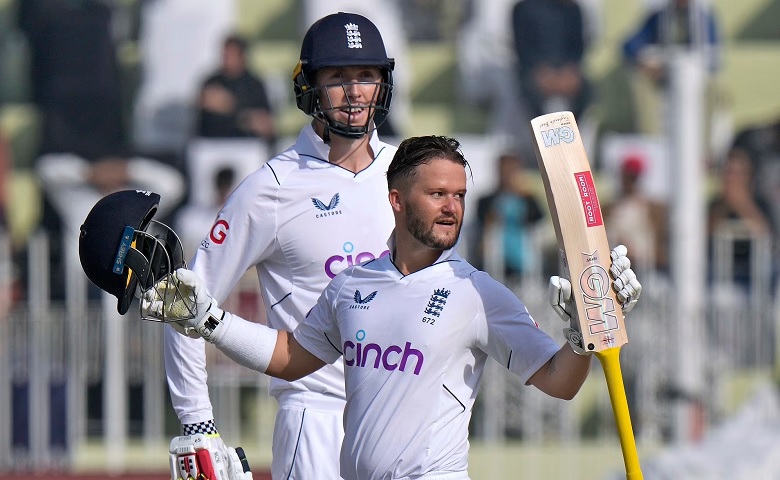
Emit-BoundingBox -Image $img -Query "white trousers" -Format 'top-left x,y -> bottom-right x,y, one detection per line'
271,391 -> 345,480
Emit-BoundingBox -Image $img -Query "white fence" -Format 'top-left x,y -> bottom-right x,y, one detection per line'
0,225 -> 777,475
0,230 -> 272,473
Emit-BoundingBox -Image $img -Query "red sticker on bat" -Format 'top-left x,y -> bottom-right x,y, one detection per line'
574,171 -> 602,227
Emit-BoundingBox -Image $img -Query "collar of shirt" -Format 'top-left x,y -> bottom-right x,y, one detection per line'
385,230 -> 462,266
296,123 -> 381,163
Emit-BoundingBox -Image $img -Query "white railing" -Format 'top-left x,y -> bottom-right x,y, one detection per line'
0,229 -> 272,473
0,224 -> 777,474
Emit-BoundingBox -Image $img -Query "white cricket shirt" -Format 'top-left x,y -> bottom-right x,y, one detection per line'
164,125 -> 397,422
294,241 -> 561,480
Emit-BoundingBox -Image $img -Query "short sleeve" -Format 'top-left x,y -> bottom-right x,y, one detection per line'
293,275 -> 347,365
473,272 -> 560,384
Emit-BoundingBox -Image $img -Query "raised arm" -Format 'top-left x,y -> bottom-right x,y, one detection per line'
526,344 -> 591,400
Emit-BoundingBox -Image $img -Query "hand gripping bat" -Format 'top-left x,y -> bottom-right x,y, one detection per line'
530,111 -> 643,480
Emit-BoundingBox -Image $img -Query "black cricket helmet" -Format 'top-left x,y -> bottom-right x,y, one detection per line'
79,190 -> 190,318
293,11 -> 395,139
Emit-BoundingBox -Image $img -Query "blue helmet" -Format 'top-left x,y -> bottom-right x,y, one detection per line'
79,190 -> 186,315
293,12 -> 395,139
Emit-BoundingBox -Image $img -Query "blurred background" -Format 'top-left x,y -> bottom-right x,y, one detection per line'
1,0 -> 780,478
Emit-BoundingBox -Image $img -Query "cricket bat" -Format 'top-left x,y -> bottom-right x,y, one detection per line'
529,112 -> 643,480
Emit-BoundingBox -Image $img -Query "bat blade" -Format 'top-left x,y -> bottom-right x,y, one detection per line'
530,111 -> 643,479
529,111 -> 626,353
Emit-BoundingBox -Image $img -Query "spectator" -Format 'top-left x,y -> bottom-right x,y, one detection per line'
621,0 -> 721,136
622,0 -> 720,85
707,148 -> 773,291
18,0 -> 125,156
602,154 -> 670,274
731,117 -> 780,238
511,0 -> 592,120
473,152 -> 544,284
133,0 -> 235,155
399,0 -> 468,42
196,34 -> 277,147
455,0 -> 525,140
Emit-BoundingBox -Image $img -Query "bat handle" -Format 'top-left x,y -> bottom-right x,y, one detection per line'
595,347 -> 643,480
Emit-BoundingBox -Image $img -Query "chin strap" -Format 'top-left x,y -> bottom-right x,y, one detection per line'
315,103 -> 378,141
322,118 -> 372,140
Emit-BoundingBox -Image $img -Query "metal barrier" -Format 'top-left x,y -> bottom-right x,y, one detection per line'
0,230 -> 271,473
474,220 -> 778,446
0,224 -> 777,474
712,220 -> 774,367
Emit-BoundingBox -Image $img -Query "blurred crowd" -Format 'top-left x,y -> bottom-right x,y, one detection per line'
0,0 -> 778,310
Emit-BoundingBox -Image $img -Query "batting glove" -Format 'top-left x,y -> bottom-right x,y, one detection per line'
167,317 -> 203,339
609,245 -> 642,314
548,275 -> 587,354
548,245 -> 642,354
173,268 -> 228,344
169,431 -> 253,480
140,272 -> 201,338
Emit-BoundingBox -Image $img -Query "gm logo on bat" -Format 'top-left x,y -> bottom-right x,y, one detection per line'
539,126 -> 576,147
578,259 -> 620,341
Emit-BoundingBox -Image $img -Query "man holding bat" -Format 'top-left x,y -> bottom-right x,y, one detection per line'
81,135 -> 641,479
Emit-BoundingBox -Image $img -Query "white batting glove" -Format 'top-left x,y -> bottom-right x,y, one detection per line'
548,275 -> 576,324
609,245 -> 642,314
548,245 -> 642,354
167,318 -> 203,339
172,268 -> 228,344
140,286 -> 201,339
548,275 -> 587,354
548,245 -> 642,322
140,272 -> 201,338
169,433 -> 253,480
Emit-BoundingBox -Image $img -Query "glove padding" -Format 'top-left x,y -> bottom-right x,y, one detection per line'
175,268 -> 226,342
144,269 -> 226,342
608,245 -> 642,314
167,316 -> 203,340
141,271 -> 200,338
169,433 -> 253,480
548,245 -> 642,354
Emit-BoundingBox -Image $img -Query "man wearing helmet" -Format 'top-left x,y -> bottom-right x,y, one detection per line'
163,12 -> 398,479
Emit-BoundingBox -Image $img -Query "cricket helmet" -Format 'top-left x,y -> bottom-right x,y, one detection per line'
79,190 -> 186,315
293,12 -> 394,139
